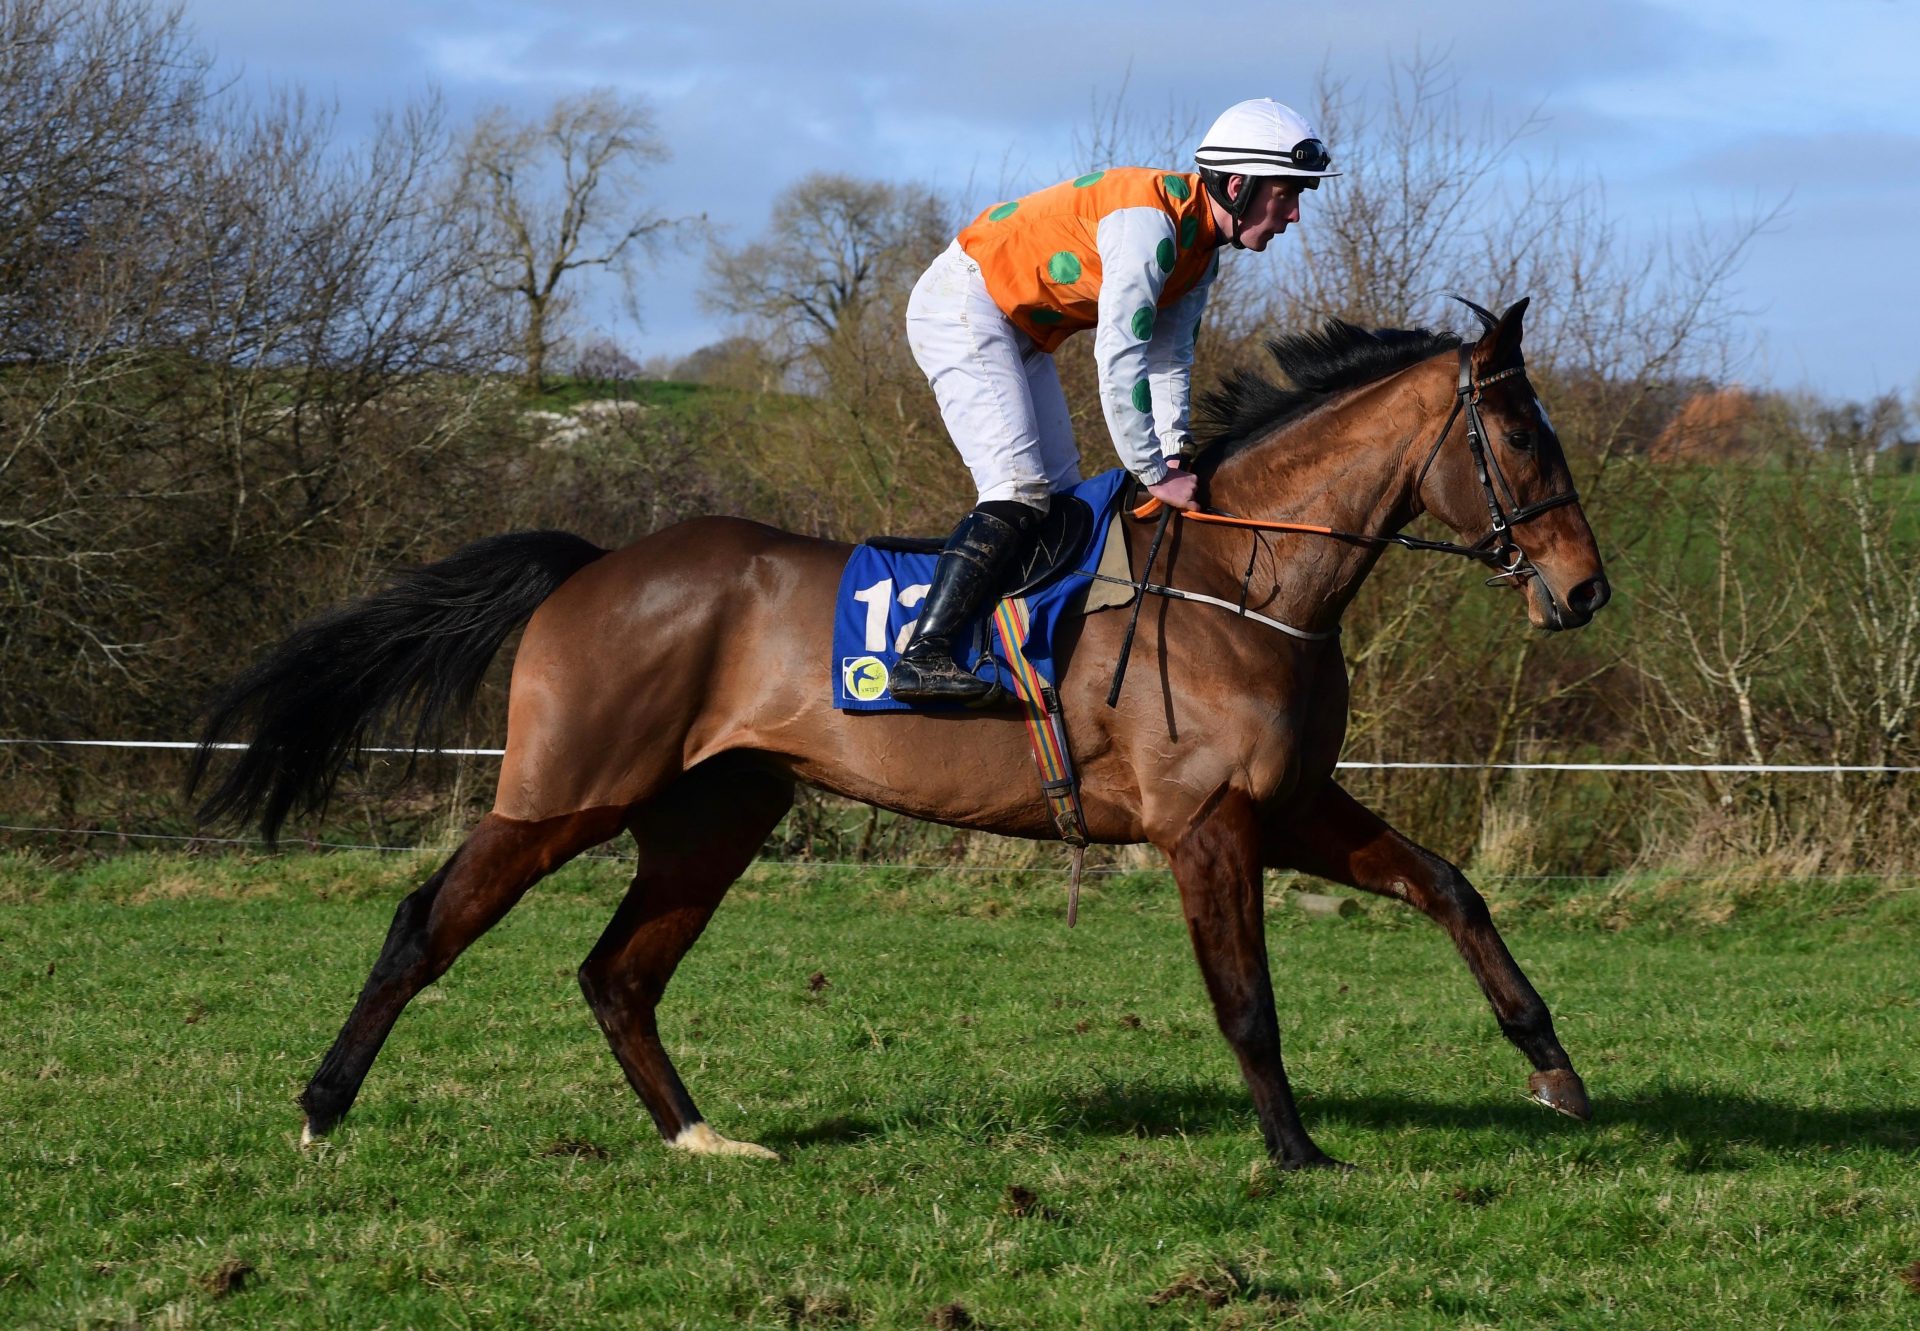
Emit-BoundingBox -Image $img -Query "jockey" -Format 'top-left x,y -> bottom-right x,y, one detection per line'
890,98 -> 1340,704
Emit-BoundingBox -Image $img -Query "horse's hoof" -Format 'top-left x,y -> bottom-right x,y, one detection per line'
671,1122 -> 781,1161
1527,1068 -> 1592,1121
1276,1152 -> 1357,1174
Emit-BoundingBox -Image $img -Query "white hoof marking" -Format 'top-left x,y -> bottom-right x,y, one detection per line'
671,1122 -> 780,1161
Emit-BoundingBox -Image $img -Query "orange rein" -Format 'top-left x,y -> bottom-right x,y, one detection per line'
1130,495 -> 1340,537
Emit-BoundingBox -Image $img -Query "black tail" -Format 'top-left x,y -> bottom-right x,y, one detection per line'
189,530 -> 607,841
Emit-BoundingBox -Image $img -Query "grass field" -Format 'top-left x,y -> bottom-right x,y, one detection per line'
3,853 -> 1917,1329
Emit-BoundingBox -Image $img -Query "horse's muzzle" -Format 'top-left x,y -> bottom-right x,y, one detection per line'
1537,571 -> 1611,630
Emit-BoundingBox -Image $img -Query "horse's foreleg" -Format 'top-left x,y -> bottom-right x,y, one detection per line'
577,763 -> 794,1161
1165,784 -> 1346,1170
1271,780 -> 1590,1120
299,808 -> 624,1143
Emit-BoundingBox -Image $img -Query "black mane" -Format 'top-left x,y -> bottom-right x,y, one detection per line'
1195,319 -> 1461,454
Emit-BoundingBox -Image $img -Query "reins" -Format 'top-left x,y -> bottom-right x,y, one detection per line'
1102,345 -> 1583,679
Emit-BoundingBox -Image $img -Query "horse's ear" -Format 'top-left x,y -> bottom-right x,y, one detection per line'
1473,296 -> 1530,367
1450,293 -> 1498,332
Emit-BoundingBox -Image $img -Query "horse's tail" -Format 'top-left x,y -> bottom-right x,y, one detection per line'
189,530 -> 608,841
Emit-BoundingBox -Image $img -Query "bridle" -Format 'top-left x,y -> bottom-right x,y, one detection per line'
1413,345 -> 1583,579
1091,341 -> 1586,666
1134,344 -> 1582,585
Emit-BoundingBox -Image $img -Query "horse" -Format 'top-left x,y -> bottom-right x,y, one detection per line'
192,297 -> 1610,1171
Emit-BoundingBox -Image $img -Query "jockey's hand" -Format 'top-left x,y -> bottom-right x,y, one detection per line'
1146,459 -> 1199,511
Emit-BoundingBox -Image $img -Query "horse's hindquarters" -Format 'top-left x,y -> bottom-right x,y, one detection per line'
492,519 -> 839,820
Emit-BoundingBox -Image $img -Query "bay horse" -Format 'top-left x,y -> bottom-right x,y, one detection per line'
193,297 -> 1609,1171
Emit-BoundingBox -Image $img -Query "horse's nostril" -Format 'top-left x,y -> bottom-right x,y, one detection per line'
1568,576 -> 1610,615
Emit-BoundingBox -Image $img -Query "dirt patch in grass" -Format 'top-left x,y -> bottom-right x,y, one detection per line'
197,1258 -> 254,1297
1003,1184 -> 1061,1222
777,1291 -> 858,1326
539,1137 -> 609,1160
1147,1262 -> 1245,1309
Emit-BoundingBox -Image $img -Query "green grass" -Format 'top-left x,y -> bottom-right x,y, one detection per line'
3,854 -> 1918,1329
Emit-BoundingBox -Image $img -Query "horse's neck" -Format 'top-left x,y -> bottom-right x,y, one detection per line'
1202,364 -> 1441,629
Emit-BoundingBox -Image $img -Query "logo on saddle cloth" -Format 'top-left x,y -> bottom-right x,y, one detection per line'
841,655 -> 890,701
830,469 -> 1132,712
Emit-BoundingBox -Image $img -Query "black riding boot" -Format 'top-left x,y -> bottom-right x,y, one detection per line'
889,502 -> 1038,705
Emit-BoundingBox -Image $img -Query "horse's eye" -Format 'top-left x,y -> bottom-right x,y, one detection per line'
1505,429 -> 1535,453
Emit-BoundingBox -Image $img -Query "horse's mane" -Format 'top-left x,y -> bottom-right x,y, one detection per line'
1196,318 -> 1462,455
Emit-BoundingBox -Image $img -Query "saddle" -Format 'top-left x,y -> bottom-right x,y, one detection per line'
834,471 -> 1139,926
864,494 -> 1096,600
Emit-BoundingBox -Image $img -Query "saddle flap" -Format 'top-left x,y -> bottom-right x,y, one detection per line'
1004,496 -> 1093,597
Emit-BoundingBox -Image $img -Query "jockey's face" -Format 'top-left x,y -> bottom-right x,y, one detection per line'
1234,177 -> 1305,252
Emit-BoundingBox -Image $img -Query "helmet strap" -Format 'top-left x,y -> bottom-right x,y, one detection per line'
1199,171 -> 1256,250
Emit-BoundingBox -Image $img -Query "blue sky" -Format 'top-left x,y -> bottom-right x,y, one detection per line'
188,0 -> 1919,401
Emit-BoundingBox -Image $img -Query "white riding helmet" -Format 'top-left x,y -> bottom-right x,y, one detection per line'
1194,98 -> 1341,205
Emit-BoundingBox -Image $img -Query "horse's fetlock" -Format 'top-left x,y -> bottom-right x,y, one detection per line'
1498,1001 -> 1553,1045
299,1083 -> 351,1134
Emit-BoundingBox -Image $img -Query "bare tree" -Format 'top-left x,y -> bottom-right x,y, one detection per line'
1,0 -> 215,723
1067,71 -> 1203,179
455,89 -> 671,394
1633,470 -> 1812,847
0,0 -> 508,746
1803,396 -> 1920,775
704,173 -> 956,531
704,173 -> 950,374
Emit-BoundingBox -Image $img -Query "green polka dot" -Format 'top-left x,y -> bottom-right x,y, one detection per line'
988,201 -> 1018,221
1130,305 -> 1155,340
1072,171 -> 1105,188
1179,215 -> 1199,248
1162,174 -> 1191,200
1030,308 -> 1066,325
1155,238 -> 1175,273
1046,251 -> 1083,284
1131,380 -> 1152,413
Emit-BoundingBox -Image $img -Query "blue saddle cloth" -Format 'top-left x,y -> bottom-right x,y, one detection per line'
831,469 -> 1131,712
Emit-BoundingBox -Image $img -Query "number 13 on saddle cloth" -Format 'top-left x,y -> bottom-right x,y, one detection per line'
831,469 -> 1133,712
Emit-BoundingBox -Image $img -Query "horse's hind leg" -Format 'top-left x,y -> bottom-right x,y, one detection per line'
299,807 -> 624,1144
1271,780 -> 1590,1120
577,761 -> 794,1160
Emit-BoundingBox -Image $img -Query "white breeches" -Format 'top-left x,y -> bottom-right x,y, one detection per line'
905,240 -> 1081,510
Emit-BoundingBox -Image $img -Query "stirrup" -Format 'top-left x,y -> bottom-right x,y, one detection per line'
888,647 -> 1009,708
